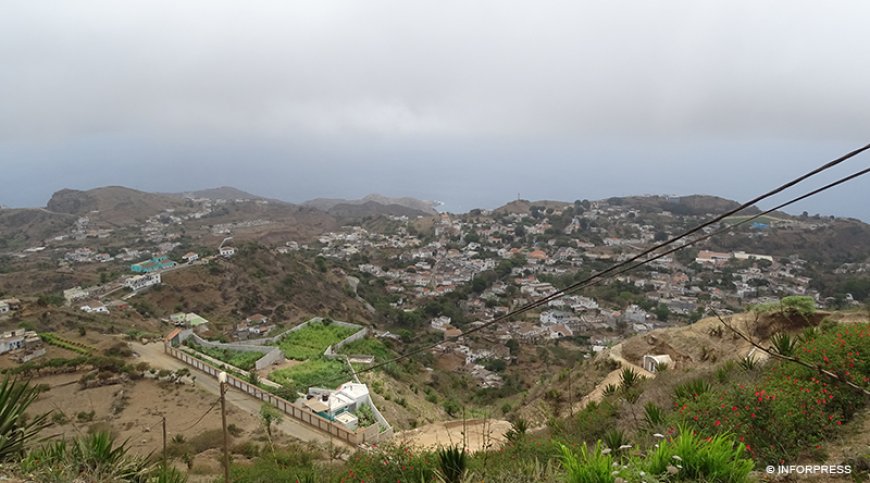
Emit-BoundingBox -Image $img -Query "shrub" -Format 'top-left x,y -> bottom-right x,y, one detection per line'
680,322 -> 869,464
344,443 -> 436,482
559,442 -> 615,483
646,427 -> 753,483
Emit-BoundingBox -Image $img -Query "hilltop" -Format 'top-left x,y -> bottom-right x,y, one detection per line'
304,194 -> 439,216
46,186 -> 183,223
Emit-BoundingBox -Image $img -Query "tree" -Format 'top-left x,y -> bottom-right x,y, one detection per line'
259,404 -> 282,439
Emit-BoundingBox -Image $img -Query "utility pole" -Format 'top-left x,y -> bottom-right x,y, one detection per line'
567,369 -> 573,417
219,371 -> 231,483
162,415 -> 167,469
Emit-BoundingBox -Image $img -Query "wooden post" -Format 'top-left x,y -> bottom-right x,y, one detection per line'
219,372 -> 231,483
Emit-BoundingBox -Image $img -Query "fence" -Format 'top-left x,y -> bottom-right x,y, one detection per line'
165,344 -> 390,445
176,330 -> 285,372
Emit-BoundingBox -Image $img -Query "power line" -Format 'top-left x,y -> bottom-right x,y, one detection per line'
550,165 -> 870,300
176,396 -> 222,433
358,144 -> 870,374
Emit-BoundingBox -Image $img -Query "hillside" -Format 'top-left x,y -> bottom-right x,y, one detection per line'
133,245 -> 373,329
165,186 -> 269,201
0,208 -> 76,249
46,186 -> 184,224
304,194 -> 438,215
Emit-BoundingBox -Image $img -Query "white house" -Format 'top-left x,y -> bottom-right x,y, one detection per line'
182,252 -> 199,263
125,273 -> 162,291
219,246 -> 236,258
643,354 -> 673,373
304,382 -> 372,423
0,329 -> 39,354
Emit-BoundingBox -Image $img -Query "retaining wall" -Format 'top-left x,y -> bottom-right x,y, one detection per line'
164,344 -> 391,445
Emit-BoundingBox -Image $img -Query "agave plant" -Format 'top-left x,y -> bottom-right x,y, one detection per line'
0,377 -> 51,462
22,432 -> 155,481
738,355 -> 759,371
619,368 -> 641,391
770,332 -> 798,357
601,383 -> 618,397
643,401 -> 665,428
673,379 -> 712,402
436,445 -> 468,483
504,418 -> 528,443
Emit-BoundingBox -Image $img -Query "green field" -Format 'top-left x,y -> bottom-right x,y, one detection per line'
275,320 -> 360,360
184,341 -> 264,371
337,337 -> 394,362
269,358 -> 351,391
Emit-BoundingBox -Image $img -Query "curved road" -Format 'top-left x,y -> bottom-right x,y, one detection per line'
131,341 -> 352,449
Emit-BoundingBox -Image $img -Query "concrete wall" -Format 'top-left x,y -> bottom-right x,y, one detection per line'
255,348 -> 285,370
165,345 -> 365,444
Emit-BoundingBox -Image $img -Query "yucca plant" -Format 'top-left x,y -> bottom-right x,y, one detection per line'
643,401 -> 665,428
770,332 -> 798,357
71,432 -> 153,481
673,379 -> 712,402
601,384 -> 618,398
619,368 -> 641,391
436,445 -> 468,483
603,429 -> 628,453
0,376 -> 51,461
738,355 -> 759,371
505,418 -> 528,443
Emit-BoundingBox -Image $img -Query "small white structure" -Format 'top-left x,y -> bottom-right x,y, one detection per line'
125,273 -> 162,291
0,301 -> 8,314
182,252 -> 199,263
63,287 -> 89,303
80,302 -> 110,314
219,246 -> 236,258
335,411 -> 359,430
643,354 -> 673,373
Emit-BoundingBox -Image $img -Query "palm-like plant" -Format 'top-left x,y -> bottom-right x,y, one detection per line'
436,445 -> 468,483
0,377 -> 51,461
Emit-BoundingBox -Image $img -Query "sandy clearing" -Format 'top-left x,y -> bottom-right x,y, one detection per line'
395,419 -> 511,452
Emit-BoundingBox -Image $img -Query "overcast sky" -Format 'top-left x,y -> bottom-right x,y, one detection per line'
1,1 -> 868,219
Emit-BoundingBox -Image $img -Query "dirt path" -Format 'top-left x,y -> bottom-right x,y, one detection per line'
568,343 -> 655,415
395,419 -> 511,452
131,342 -> 352,448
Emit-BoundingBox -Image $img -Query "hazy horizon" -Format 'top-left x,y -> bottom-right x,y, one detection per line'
2,1 -> 868,220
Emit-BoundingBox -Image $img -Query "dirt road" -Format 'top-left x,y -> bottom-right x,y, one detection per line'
395,419 -> 511,452
131,342 -> 352,448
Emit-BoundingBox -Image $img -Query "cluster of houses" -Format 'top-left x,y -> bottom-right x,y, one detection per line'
0,328 -> 44,363
0,298 -> 20,315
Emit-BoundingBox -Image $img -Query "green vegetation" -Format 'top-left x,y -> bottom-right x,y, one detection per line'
275,321 -> 360,360
39,333 -> 95,356
336,336 -> 394,362
269,358 -> 351,393
183,340 -> 264,371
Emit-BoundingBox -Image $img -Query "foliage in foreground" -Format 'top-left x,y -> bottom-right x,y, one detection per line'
0,377 -> 51,462
20,431 -> 170,482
